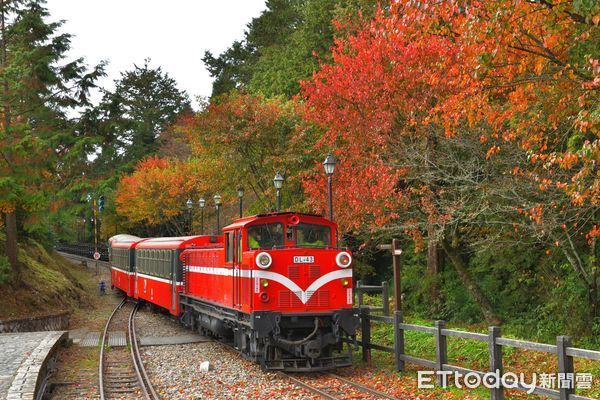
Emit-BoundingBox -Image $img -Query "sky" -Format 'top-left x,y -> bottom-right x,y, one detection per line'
46,0 -> 267,108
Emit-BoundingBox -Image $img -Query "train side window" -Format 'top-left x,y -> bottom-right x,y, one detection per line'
165,251 -> 169,278
225,232 -> 234,263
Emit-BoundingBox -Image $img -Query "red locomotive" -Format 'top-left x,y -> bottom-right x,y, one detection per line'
109,212 -> 359,371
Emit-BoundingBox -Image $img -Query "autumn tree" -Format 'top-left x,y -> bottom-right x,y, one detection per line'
0,0 -> 104,277
302,1 -> 599,323
115,92 -> 315,233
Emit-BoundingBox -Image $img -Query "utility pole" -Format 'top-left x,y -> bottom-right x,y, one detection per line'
93,198 -> 98,275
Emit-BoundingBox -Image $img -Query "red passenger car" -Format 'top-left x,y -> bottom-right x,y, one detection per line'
134,235 -> 222,315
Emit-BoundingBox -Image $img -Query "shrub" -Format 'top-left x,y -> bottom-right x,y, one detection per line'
0,255 -> 13,285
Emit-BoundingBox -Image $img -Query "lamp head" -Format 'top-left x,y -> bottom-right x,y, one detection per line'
323,153 -> 336,176
273,172 -> 284,190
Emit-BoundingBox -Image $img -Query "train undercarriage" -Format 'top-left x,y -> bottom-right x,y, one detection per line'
179,294 -> 360,372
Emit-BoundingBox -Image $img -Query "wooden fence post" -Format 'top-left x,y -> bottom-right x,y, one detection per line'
394,310 -> 405,371
356,280 -> 364,308
361,307 -> 371,363
382,281 -> 389,316
392,239 -> 402,312
557,336 -> 574,400
488,326 -> 504,400
435,320 -> 448,386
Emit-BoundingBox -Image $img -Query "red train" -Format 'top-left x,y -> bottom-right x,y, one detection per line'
109,212 -> 359,371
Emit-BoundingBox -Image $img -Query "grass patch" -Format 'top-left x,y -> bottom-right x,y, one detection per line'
358,293 -> 600,399
0,254 -> 12,284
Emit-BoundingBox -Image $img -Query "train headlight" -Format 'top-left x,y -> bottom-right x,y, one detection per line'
336,252 -> 352,268
256,252 -> 272,269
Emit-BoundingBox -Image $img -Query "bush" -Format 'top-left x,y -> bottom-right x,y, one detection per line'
0,255 -> 12,285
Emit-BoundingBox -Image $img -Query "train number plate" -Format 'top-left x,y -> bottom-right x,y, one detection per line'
293,255 -> 314,264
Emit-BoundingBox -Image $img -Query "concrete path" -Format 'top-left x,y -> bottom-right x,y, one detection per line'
0,331 -> 67,400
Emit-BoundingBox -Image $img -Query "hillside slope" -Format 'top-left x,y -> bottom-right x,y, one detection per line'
0,240 -> 95,320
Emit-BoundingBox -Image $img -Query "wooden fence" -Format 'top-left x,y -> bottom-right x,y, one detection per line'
354,307 -> 600,400
355,280 -> 390,315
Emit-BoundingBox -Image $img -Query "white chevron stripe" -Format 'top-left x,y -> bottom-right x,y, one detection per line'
187,266 -> 352,304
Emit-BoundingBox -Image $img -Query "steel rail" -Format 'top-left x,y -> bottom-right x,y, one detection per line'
98,297 -> 126,400
129,303 -> 160,400
278,372 -> 339,400
212,337 -> 394,400
328,373 -> 400,400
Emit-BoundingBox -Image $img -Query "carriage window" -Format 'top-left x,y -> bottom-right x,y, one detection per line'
226,232 -> 234,262
247,223 -> 284,249
296,223 -> 331,248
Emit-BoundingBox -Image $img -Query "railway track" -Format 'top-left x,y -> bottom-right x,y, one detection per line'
211,337 -> 397,400
99,298 -> 159,400
280,372 -> 400,400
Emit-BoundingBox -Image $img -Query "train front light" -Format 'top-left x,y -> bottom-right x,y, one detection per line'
336,251 -> 352,268
256,252 -> 272,269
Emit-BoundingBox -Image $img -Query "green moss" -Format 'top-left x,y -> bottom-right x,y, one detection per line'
0,239 -> 93,319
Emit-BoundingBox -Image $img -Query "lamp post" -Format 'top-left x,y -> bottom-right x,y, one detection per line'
198,197 -> 205,235
214,194 -> 222,233
323,154 -> 336,221
273,172 -> 284,212
237,187 -> 244,218
186,198 -> 193,235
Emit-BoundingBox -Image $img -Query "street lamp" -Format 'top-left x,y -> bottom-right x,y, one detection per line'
186,198 -> 193,235
198,197 -> 205,235
237,187 -> 244,218
323,154 -> 336,221
273,172 -> 284,212
214,194 -> 222,233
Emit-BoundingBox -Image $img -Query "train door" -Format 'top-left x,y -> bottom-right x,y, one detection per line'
172,249 -> 178,312
233,229 -> 243,309
129,248 -> 136,297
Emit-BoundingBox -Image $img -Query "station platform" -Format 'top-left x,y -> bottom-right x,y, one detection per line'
0,331 -> 67,400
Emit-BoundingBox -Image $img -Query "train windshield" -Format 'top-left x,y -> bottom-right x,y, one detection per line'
295,223 -> 331,248
247,223 -> 284,249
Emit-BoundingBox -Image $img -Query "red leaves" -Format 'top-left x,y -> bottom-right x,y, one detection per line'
300,0 -> 599,238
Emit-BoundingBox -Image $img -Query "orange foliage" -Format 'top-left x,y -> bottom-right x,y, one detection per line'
115,156 -> 208,225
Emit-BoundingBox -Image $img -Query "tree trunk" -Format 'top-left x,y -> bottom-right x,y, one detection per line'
427,223 -> 441,307
5,211 -> 18,278
590,237 -> 598,321
424,128 -> 442,308
1,1 -> 18,278
440,238 -> 501,324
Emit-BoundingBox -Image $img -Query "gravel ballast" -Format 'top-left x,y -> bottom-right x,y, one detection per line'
142,342 -> 317,399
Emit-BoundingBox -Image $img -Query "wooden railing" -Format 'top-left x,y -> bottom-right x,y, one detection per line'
355,280 -> 390,316
353,308 -> 600,400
